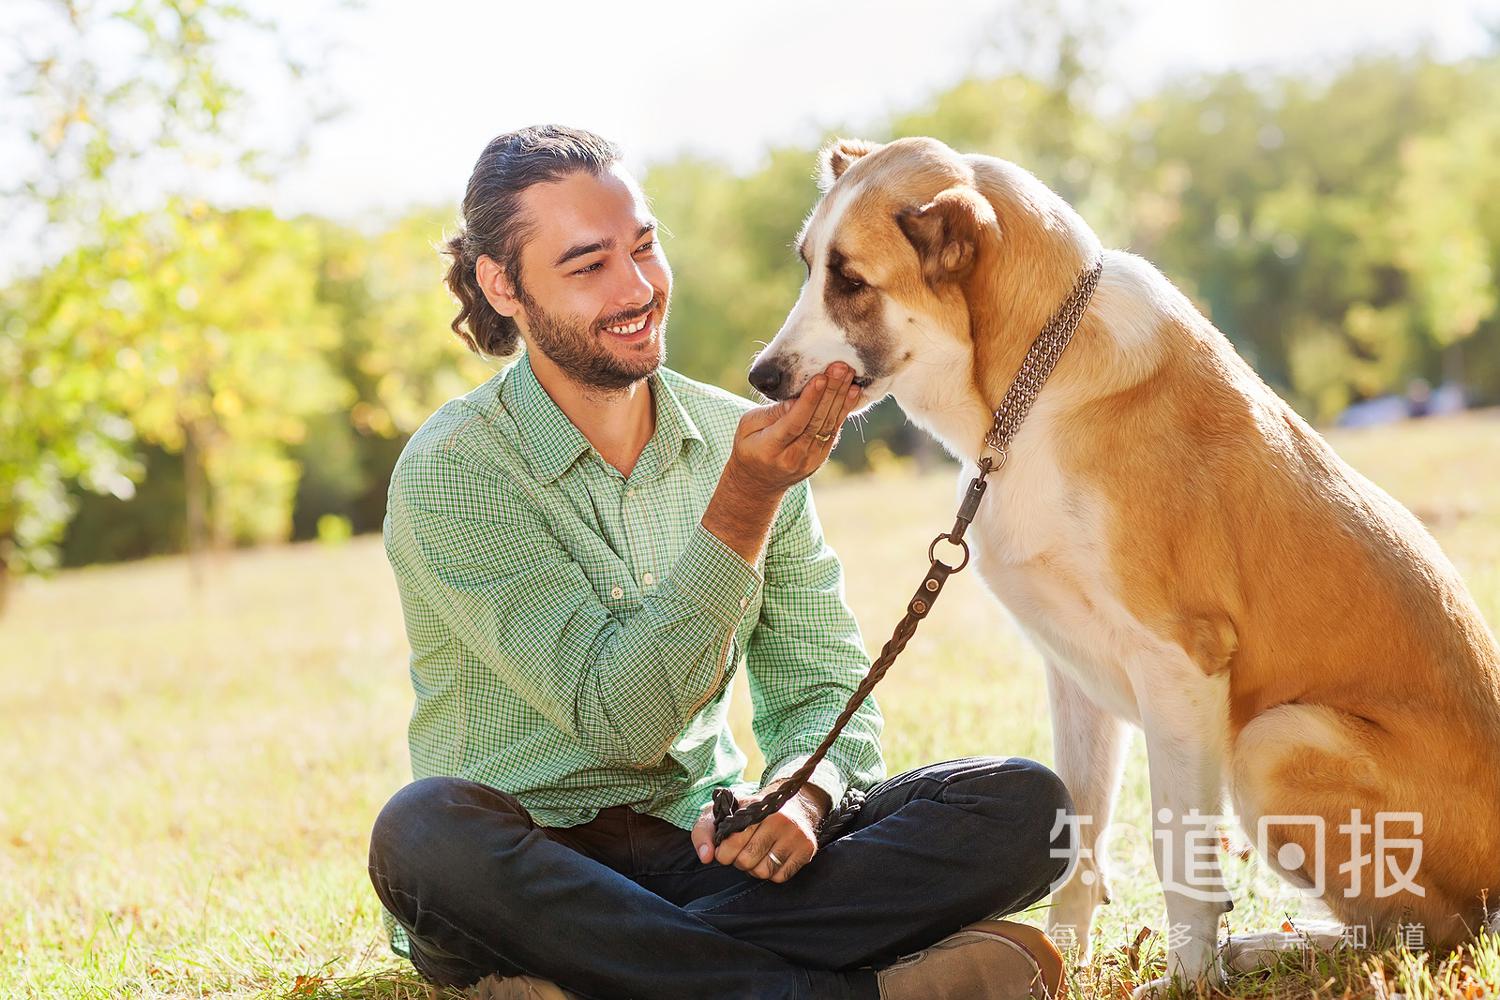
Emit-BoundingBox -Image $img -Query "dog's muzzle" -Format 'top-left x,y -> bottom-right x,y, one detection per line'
748,357 -> 872,400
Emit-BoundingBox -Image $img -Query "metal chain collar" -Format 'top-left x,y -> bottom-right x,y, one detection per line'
981,255 -> 1106,473
711,254 -> 1106,847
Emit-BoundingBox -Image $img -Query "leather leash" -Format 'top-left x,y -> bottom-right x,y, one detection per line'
713,255 -> 1106,846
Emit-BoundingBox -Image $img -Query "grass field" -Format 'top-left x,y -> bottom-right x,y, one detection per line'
3,411 -> 1498,1000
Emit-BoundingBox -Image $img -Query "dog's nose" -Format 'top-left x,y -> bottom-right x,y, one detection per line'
748,358 -> 788,400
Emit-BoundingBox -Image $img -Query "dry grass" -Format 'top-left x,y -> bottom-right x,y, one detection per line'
2,409 -> 1497,999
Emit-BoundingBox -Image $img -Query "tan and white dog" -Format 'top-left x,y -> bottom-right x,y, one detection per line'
748,136 -> 1500,991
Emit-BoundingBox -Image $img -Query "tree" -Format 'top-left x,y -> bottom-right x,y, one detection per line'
0,0 -> 344,608
0,248 -> 141,614
106,204 -> 352,578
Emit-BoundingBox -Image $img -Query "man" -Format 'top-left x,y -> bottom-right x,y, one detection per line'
369,125 -> 1076,1000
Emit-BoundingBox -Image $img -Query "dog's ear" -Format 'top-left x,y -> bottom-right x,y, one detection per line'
896,186 -> 997,285
818,138 -> 881,191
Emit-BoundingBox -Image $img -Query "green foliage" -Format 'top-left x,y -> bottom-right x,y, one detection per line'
317,513 -> 353,546
1112,55 -> 1500,413
0,264 -> 142,577
313,210 -> 500,441
111,203 -> 352,546
2,0 -> 341,594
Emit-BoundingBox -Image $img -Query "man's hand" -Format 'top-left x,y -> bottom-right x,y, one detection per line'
701,362 -> 861,566
690,779 -> 832,884
729,361 -> 862,496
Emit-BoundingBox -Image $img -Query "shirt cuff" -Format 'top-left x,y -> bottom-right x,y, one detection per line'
763,754 -> 846,813
669,521 -> 762,626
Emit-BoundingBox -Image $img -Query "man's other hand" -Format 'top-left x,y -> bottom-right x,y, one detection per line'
690,779 -> 831,884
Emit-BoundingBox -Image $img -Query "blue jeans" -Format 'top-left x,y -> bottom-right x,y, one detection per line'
368,755 -> 1075,1000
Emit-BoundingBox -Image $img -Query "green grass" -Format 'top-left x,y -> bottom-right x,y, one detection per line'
3,410 -> 1498,999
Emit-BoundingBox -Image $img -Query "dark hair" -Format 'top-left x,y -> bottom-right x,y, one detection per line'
441,125 -> 623,358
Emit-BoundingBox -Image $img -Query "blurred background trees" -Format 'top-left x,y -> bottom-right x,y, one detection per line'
2,0 -> 344,602
3,2 -> 1498,611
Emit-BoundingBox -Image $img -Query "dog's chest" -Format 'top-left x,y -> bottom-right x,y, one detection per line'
962,453 -> 1151,722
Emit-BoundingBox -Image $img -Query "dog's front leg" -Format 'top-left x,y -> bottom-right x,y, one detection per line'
1043,660 -> 1130,963
1131,668 -> 1234,998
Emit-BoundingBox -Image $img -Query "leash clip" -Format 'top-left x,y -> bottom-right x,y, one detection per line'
947,474 -> 989,544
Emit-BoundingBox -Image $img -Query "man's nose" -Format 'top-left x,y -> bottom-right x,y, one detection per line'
748,357 -> 789,400
616,258 -> 654,309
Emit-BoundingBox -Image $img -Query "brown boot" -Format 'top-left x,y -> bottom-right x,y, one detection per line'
468,973 -> 581,1000
877,920 -> 1067,1000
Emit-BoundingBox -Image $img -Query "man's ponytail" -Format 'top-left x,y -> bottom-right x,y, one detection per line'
441,230 -> 518,358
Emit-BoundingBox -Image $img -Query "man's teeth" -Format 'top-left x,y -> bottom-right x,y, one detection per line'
605,315 -> 649,335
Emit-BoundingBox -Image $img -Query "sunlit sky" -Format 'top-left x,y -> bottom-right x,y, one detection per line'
277,0 -> 1496,224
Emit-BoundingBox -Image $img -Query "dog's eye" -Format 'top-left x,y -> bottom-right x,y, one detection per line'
830,267 -> 866,293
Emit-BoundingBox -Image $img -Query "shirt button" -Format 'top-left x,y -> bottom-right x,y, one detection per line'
739,596 -> 749,609
625,487 -> 636,498
610,585 -> 624,599
642,572 -> 654,586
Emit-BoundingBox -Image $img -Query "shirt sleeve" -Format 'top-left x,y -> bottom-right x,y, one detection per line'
383,442 -> 761,770
745,477 -> 886,808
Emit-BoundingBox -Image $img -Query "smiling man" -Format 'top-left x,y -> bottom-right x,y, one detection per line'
368,125 -> 1076,1000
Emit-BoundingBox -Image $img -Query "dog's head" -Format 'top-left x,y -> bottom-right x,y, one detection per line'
749,136 -> 1100,415
748,136 -> 999,408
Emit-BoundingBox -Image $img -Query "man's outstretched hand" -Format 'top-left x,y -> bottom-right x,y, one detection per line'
700,363 -> 861,567
690,779 -> 832,884
728,361 -> 862,496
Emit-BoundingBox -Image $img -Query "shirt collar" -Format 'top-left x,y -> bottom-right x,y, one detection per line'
501,350 -> 705,484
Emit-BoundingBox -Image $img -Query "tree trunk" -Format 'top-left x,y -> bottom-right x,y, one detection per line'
0,537 -> 11,620
184,422 -> 209,593
1443,341 -> 1465,392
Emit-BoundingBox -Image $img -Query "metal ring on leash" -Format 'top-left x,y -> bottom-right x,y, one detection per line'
927,532 -> 970,572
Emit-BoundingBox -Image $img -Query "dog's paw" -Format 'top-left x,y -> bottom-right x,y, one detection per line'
1129,975 -> 1173,1000
1130,968 -> 1222,1000
1130,950 -> 1225,1000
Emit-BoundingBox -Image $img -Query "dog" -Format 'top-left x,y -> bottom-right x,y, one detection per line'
748,135 -> 1500,992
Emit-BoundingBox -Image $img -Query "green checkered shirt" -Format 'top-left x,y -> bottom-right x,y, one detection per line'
379,350 -> 885,957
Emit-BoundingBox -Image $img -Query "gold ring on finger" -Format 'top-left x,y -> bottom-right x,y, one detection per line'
814,432 -> 832,443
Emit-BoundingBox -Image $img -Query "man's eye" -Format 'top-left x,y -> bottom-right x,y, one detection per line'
635,240 -> 656,254
573,262 -> 602,276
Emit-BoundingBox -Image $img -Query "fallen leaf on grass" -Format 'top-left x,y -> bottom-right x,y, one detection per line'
289,973 -> 326,997
1126,925 -> 1154,974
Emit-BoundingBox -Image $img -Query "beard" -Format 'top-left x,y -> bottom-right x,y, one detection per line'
517,283 -> 667,393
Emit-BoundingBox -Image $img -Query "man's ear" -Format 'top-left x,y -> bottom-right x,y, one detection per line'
895,186 -> 998,286
475,254 -> 522,317
817,138 -> 881,191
